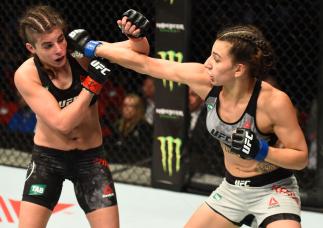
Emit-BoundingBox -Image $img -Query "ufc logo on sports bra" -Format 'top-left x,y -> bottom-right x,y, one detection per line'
210,129 -> 231,145
90,60 -> 110,75
242,131 -> 253,154
235,180 -> 251,187
59,96 -> 78,108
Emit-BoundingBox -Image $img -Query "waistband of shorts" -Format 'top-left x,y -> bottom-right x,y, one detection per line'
33,144 -> 104,156
225,168 -> 293,187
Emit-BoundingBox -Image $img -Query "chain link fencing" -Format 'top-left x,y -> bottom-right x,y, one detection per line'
0,0 -> 320,208
188,0 -> 320,200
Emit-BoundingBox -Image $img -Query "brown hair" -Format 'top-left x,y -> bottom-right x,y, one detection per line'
19,5 -> 66,79
18,5 -> 66,46
118,94 -> 145,136
217,25 -> 274,79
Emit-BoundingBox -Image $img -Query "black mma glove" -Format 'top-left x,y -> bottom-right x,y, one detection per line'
82,58 -> 111,95
231,128 -> 269,161
67,29 -> 102,58
121,9 -> 150,38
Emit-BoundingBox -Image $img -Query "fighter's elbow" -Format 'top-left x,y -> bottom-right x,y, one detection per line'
294,152 -> 309,170
52,119 -> 73,135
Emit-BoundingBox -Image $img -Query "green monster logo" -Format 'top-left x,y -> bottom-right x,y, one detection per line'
157,136 -> 182,176
157,50 -> 183,91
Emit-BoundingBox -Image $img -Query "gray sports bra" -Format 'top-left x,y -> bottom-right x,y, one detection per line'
204,79 -> 277,147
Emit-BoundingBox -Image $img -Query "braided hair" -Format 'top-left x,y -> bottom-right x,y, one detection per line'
217,25 -> 274,79
18,5 -> 66,46
18,5 -> 67,79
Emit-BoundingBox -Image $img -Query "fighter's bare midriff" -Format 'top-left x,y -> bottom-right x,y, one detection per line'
221,143 -> 278,177
34,105 -> 102,150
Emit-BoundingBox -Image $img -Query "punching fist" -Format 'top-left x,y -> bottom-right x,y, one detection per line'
231,128 -> 269,161
82,58 -> 111,95
118,9 -> 150,38
67,29 -> 102,58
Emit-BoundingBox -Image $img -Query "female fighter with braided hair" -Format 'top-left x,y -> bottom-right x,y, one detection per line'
15,5 -> 149,228
69,23 -> 308,227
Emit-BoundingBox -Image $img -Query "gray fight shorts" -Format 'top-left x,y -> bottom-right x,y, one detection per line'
205,169 -> 301,227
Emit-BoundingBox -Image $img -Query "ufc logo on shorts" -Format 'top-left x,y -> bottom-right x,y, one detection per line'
234,180 -> 251,187
90,60 -> 110,75
242,131 -> 253,154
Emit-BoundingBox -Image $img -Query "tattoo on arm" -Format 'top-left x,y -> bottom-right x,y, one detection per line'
256,162 -> 277,173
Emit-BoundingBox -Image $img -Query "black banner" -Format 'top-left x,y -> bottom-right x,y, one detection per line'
152,0 -> 191,191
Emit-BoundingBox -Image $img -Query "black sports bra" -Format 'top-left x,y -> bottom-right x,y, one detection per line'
34,55 -> 97,108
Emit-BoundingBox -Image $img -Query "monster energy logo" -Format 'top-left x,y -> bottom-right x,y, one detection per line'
157,50 -> 183,91
157,136 -> 182,176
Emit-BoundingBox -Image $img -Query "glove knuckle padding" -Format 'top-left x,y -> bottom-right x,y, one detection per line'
122,9 -> 149,37
231,128 -> 258,157
236,128 -> 245,134
67,29 -> 90,52
122,9 -> 135,17
128,11 -> 139,22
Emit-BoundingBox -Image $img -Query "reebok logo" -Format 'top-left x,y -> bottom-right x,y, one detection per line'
268,197 -> 280,208
102,185 -> 114,198
29,184 -> 46,195
242,131 -> 253,154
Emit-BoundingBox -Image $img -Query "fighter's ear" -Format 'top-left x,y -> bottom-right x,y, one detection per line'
26,42 -> 36,54
234,63 -> 247,78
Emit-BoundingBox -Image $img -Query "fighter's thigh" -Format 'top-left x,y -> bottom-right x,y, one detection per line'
205,180 -> 247,224
253,177 -> 301,227
18,201 -> 51,228
266,219 -> 301,228
73,156 -> 117,213
22,159 -> 64,210
184,203 -> 238,228
86,205 -> 119,228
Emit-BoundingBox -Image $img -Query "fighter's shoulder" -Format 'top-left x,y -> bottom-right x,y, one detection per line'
15,58 -> 38,77
259,80 -> 292,111
14,57 -> 40,87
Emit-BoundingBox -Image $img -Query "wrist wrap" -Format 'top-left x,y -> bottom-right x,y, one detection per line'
84,40 -> 102,58
254,139 -> 269,161
82,76 -> 103,94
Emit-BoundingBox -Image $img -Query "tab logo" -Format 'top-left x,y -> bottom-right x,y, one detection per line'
90,60 -> 110,75
29,184 -> 46,195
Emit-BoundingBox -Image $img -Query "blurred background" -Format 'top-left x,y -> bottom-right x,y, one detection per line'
0,0 -> 322,212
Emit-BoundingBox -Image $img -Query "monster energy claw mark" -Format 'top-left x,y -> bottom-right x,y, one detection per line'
157,50 -> 183,91
157,136 -> 182,176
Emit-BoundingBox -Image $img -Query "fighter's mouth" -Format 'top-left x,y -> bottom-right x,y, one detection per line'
55,56 -> 64,62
